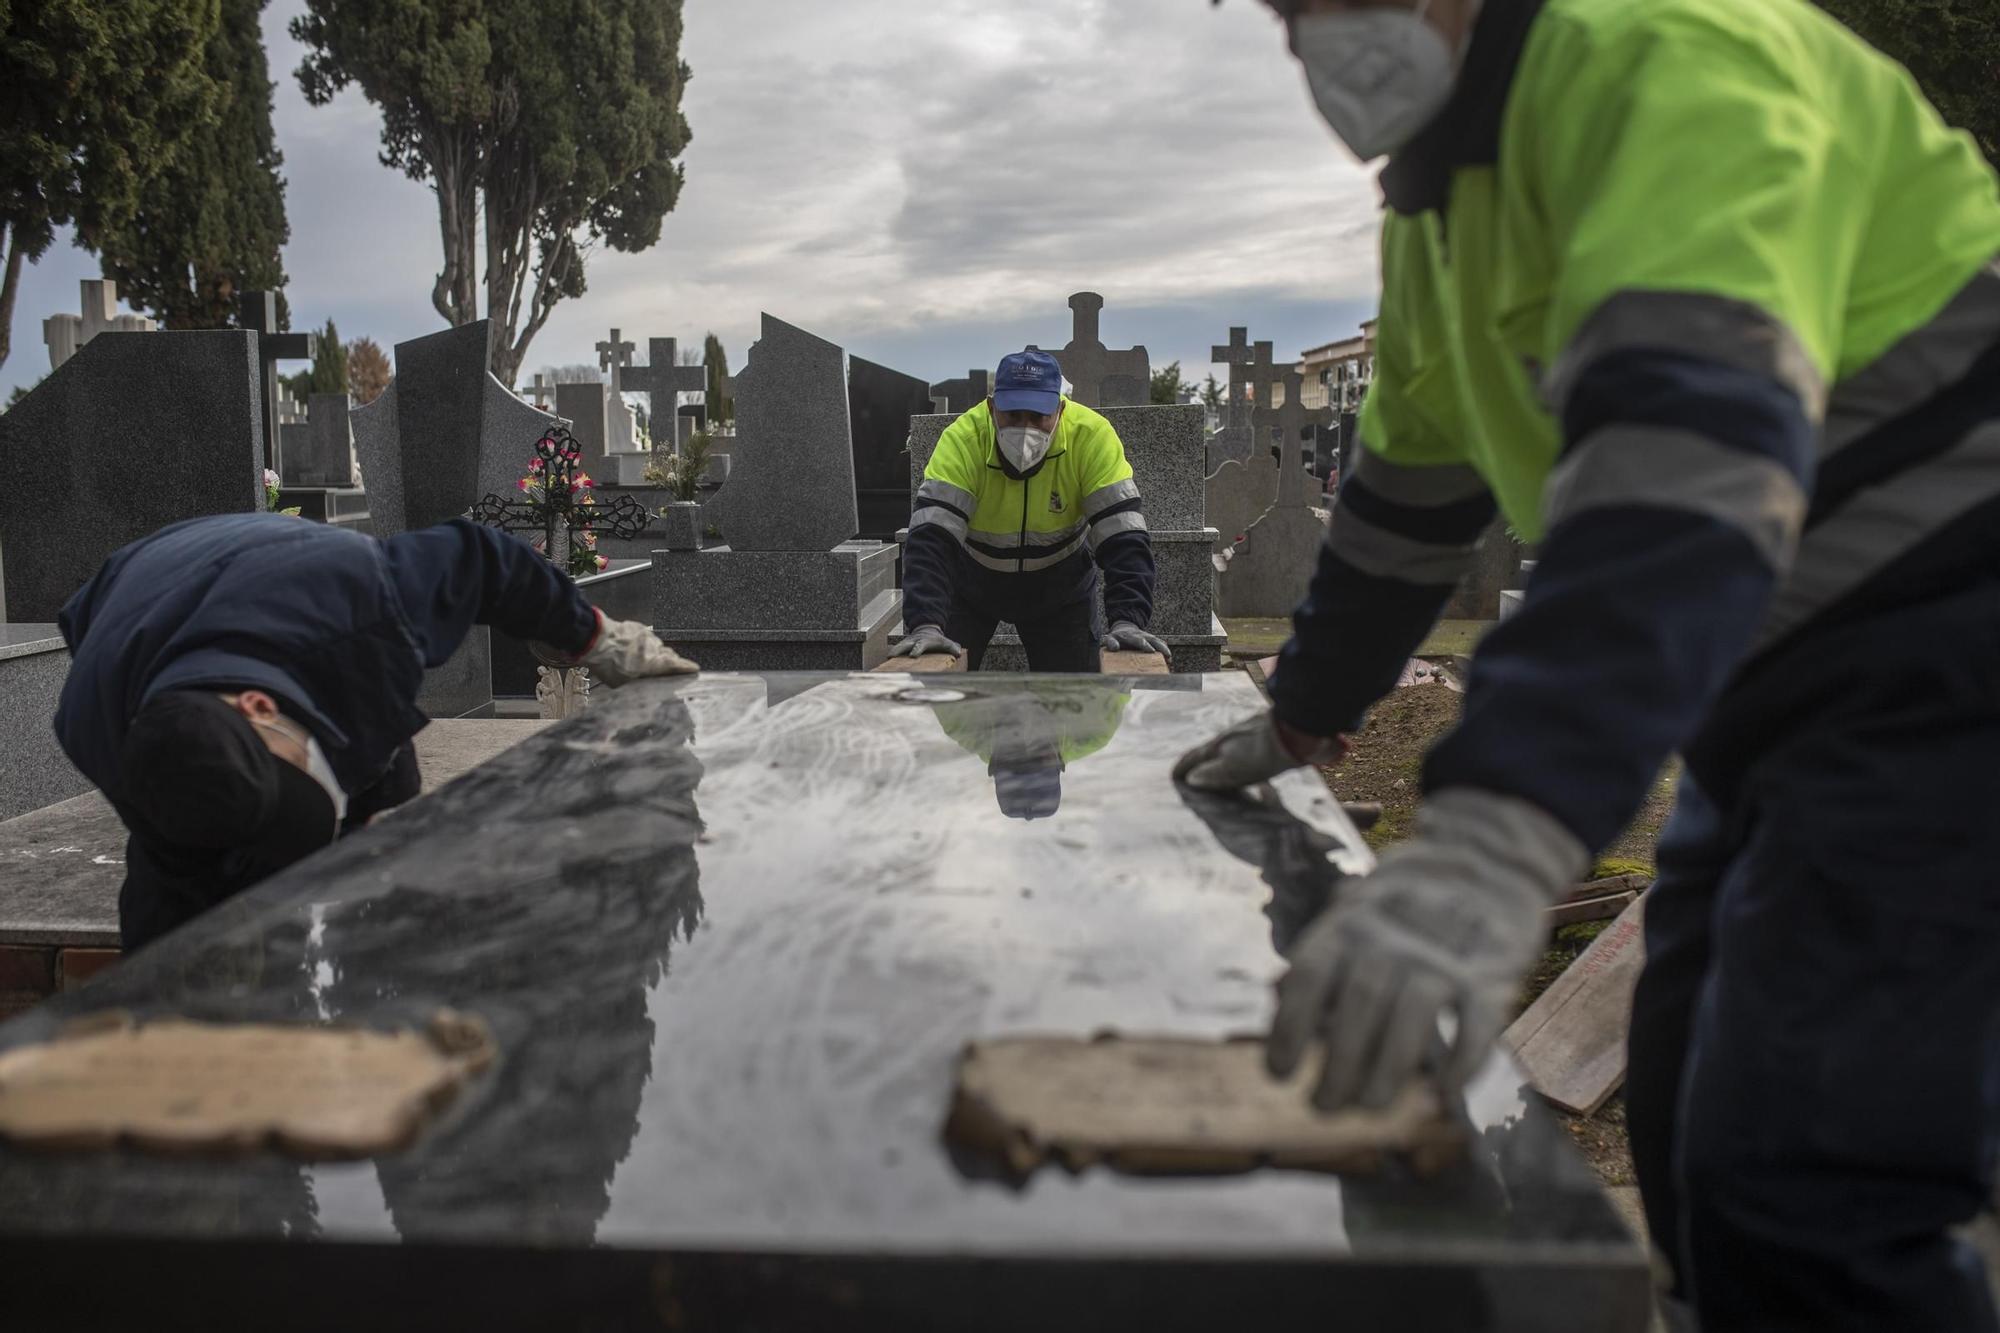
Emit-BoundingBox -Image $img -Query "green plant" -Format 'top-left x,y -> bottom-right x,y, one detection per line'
262,466 -> 301,516
644,430 -> 711,503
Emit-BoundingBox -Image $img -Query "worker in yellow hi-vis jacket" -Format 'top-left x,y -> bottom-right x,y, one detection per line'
1176,0 -> 2000,1326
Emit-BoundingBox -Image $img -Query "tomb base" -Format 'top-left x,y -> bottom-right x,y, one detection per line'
653,541 -> 902,671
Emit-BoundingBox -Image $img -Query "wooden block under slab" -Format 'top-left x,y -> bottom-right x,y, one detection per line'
944,1035 -> 1464,1181
1100,649 -> 1170,675
869,653 -> 965,673
1504,896 -> 1648,1116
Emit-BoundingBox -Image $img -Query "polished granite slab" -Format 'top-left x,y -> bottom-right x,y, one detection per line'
0,672 -> 1647,1331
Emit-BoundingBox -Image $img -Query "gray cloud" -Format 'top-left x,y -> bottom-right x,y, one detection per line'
1,0 -> 1382,402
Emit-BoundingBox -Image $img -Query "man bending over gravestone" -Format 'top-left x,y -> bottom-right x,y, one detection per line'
892,348 -> 1170,671
54,513 -> 697,951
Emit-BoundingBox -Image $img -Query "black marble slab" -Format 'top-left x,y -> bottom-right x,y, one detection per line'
0,673 -> 1648,1331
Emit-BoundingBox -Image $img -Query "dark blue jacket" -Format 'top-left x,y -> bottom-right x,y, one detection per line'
57,515 -> 596,804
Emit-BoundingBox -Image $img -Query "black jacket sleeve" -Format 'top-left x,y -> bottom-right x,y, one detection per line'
901,524 -> 960,632
382,519 -> 598,667
1095,531 -> 1157,630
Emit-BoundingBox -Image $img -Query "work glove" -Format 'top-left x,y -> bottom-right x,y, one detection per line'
1267,788 -> 1589,1110
1173,710 -> 1348,790
889,624 -> 964,660
1102,621 -> 1173,661
574,611 -> 699,687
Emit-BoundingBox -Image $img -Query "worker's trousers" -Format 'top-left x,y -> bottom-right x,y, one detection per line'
1627,578 -> 2000,1332
947,588 -> 1103,673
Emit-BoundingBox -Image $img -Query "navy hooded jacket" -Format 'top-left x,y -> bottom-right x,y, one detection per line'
57,514 -> 597,804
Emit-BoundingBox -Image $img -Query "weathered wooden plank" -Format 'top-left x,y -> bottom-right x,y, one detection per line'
1545,890 -> 1639,929
1504,896 -> 1648,1116
869,652 -> 964,673
1101,650 -> 1170,675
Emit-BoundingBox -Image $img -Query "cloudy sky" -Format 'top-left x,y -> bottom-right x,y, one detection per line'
1,0 -> 1385,402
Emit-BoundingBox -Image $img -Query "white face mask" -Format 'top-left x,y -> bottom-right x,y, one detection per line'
1294,1 -> 1457,162
997,425 -> 1053,473
256,716 -> 348,823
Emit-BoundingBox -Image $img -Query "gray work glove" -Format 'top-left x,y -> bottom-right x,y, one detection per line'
1267,788 -> 1589,1110
1102,620 -> 1172,661
889,624 -> 964,659
1174,711 -> 1347,790
576,613 -> 699,686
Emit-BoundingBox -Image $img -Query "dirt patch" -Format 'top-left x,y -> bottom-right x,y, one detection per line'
1561,1094 -> 1635,1186
1322,683 -> 1464,851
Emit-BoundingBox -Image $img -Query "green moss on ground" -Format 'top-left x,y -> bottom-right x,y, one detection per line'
1416,619 -> 1495,658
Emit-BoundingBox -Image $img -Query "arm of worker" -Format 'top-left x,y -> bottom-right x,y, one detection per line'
383,519 -> 695,684
1267,30 -> 1844,1110
893,441 -> 983,658
1079,430 -> 1168,658
1177,297 -> 1495,788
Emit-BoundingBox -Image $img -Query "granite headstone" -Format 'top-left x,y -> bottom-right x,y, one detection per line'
1054,292 -> 1150,409
848,354 -> 932,542
704,314 -> 858,552
0,331 -> 262,623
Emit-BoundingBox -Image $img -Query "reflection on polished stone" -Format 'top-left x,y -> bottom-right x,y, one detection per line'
0,672 -> 1650,1330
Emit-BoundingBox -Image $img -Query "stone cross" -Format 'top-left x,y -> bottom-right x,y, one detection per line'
1272,368 -> 1333,508
624,337 -> 708,450
1054,292 -> 1150,409
1210,326 -> 1254,425
239,291 -> 318,475
596,330 -> 635,396
43,280 -> 156,372
528,373 -> 554,410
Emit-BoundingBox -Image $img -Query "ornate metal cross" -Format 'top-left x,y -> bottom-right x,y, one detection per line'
470,427 -> 652,576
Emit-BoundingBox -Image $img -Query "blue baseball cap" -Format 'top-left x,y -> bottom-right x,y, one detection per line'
993,348 -> 1064,416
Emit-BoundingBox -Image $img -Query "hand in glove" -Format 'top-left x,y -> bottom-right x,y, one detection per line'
1102,621 -> 1173,661
889,624 -> 964,660
574,611 -> 699,687
1173,711 -> 1348,791
1267,788 -> 1588,1110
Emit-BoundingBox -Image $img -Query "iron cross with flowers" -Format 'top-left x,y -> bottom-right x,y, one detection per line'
470,427 -> 653,579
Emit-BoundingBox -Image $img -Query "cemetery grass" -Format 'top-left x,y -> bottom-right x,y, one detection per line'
1312,679 -> 1678,1189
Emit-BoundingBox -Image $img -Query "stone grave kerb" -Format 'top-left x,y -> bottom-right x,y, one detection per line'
625,337 -> 709,451
1055,291 -> 1150,409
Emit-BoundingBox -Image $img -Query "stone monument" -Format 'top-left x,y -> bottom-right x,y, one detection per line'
349,321 -> 564,715
928,368 -> 989,417
652,315 -> 901,670
1221,368 -> 1332,617
1207,326 -> 1259,467
1050,291 -> 1150,409
237,291 -> 318,475
902,404 -> 1227,670
41,279 -> 154,371
848,354 -> 932,542
275,392 -> 371,533
0,331 -> 262,623
623,337 -> 708,458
